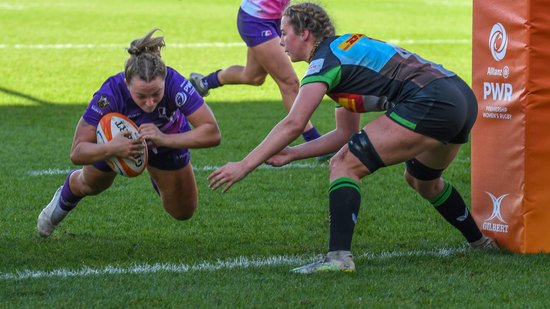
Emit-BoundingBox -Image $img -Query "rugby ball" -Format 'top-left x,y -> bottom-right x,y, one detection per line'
96,112 -> 147,177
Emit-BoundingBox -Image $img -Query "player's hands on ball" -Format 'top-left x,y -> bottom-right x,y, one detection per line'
208,162 -> 250,193
139,123 -> 166,147
110,131 -> 146,162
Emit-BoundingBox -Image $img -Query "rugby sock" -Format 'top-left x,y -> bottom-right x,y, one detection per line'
302,127 -> 321,142
430,181 -> 482,243
328,178 -> 361,252
59,170 -> 83,212
202,70 -> 222,90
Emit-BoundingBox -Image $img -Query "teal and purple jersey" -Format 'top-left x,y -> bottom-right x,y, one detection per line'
240,0 -> 289,20
302,34 -> 456,113
83,67 -> 204,135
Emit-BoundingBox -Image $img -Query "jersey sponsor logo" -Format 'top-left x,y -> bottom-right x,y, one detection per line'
489,23 -> 508,62
338,34 -> 365,51
157,106 -> 169,120
127,111 -> 141,119
182,80 -> 196,96
328,93 -> 365,113
305,58 -> 324,75
329,93 -> 391,113
482,192 -> 509,233
261,30 -> 273,37
176,92 -> 187,107
97,95 -> 110,108
91,104 -> 104,116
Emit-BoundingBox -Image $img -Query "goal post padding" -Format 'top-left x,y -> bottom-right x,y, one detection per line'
471,0 -> 550,253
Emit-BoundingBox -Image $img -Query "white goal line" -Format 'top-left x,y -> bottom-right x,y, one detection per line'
0,39 -> 469,50
0,246 -> 467,281
27,163 -> 326,176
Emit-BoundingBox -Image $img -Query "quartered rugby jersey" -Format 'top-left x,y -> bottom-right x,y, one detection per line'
301,34 -> 456,113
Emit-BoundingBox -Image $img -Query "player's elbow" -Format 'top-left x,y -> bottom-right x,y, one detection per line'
208,126 -> 222,147
69,151 -> 85,165
213,127 -> 222,146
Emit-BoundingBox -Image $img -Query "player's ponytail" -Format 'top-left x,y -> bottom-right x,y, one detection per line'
125,28 -> 167,83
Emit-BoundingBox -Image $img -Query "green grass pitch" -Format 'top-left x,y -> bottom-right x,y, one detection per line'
1,0 -> 549,307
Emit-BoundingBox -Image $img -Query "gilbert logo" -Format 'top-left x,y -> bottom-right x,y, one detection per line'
489,23 -> 508,61
482,192 -> 509,233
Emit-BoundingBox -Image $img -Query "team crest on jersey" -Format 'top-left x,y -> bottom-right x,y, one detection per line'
306,58 -> 324,75
97,95 -> 110,108
338,34 -> 365,51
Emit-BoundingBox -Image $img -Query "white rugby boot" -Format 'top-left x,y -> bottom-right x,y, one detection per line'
37,187 -> 68,237
469,235 -> 499,249
292,250 -> 356,274
189,73 -> 210,97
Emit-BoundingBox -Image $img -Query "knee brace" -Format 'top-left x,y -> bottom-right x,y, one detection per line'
348,129 -> 385,173
406,158 -> 443,181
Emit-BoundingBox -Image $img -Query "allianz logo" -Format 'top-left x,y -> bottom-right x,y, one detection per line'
486,65 -> 509,78
482,192 -> 509,233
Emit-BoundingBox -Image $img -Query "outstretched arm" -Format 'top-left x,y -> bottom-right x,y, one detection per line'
267,107 -> 360,166
208,82 -> 328,193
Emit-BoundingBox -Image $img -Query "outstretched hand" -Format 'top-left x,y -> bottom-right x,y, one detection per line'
207,162 -> 250,193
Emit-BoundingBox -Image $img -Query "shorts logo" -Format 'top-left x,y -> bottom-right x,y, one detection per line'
489,23 -> 508,61
338,34 -> 365,51
261,30 -> 273,37
482,192 -> 509,233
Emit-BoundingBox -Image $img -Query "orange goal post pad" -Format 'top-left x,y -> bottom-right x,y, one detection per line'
471,0 -> 550,253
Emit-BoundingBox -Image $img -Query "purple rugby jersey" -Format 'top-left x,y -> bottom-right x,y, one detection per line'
83,67 -> 204,150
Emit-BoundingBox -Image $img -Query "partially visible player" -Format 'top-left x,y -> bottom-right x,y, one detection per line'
207,3 -> 498,273
37,29 -> 221,237
189,0 -> 326,148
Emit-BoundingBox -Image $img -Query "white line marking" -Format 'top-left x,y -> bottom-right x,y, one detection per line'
0,247 -> 466,280
387,39 -> 470,45
27,163 -> 326,176
0,39 -> 469,50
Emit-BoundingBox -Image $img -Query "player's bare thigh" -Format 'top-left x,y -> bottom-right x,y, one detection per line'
249,37 -> 296,83
330,114 -> 444,181
147,164 -> 198,220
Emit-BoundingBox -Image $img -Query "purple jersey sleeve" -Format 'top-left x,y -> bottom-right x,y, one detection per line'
164,67 -> 204,117
83,72 -> 128,127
